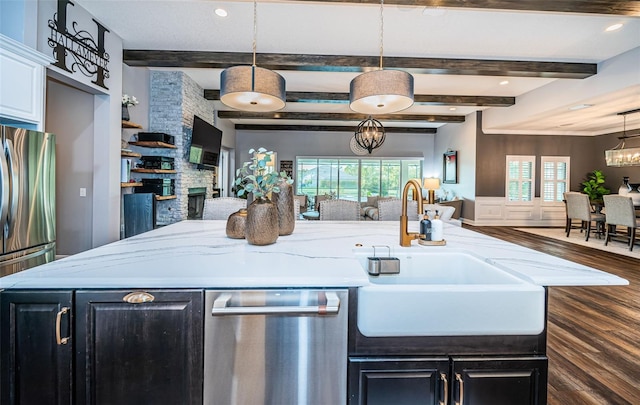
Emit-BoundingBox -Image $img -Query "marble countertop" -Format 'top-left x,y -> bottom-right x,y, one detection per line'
0,221 -> 628,289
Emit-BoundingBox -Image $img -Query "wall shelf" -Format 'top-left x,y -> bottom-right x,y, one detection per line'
121,182 -> 143,188
122,120 -> 143,129
156,195 -> 176,201
129,141 -> 177,149
121,150 -> 141,158
131,168 -> 176,174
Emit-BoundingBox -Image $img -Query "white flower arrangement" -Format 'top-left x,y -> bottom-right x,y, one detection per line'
122,94 -> 139,107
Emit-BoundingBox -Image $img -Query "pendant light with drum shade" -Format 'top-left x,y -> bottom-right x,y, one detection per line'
220,1 -> 285,112
349,0 -> 414,115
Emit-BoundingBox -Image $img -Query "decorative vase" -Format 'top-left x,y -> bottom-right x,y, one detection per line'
225,209 -> 247,239
122,105 -> 130,121
273,179 -> 295,236
619,177 -> 632,195
628,182 -> 640,206
245,197 -> 279,245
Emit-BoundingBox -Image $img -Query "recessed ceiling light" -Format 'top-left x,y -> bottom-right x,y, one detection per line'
499,80 -> 509,86
605,23 -> 623,32
215,8 -> 228,17
449,107 -> 457,111
568,103 -> 594,111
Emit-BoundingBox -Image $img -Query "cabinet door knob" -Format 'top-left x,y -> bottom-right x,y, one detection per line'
123,291 -> 155,303
55,307 -> 70,345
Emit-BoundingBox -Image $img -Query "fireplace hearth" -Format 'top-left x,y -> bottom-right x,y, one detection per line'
188,187 -> 206,219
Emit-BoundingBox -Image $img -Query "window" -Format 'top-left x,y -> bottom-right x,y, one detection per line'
506,155 -> 535,203
541,156 -> 570,203
296,157 -> 423,202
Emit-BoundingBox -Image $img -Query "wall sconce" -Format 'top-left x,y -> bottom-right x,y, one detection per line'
423,177 -> 440,204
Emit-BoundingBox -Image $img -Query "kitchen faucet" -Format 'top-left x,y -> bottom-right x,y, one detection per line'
400,179 -> 424,247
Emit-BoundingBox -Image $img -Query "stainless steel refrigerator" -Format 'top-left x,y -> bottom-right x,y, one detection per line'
0,125 -> 56,277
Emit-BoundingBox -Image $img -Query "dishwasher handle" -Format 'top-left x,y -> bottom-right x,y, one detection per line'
212,291 -> 340,316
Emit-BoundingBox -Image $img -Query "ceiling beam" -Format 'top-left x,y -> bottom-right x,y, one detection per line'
234,124 -> 437,133
282,0 -> 640,16
124,51 -> 596,79
204,90 -> 515,107
218,111 -> 465,123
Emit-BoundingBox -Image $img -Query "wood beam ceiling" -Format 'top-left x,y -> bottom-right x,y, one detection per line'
204,90 -> 515,107
283,0 -> 640,16
234,124 -> 437,133
124,51 -> 597,79
218,111 -> 465,123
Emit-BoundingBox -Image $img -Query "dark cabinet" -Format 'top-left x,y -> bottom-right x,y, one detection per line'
74,290 -> 203,405
1,289 -> 203,405
348,357 -> 449,405
1,290 -> 73,405
349,356 -> 547,405
452,357 -> 547,405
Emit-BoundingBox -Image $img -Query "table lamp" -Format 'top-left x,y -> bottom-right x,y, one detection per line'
423,177 -> 440,204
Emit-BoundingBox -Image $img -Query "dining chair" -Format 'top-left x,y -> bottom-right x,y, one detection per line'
294,195 -> 307,214
378,198 -> 419,221
202,197 -> 247,220
563,192 -> 605,241
294,199 -> 301,220
314,194 -> 330,212
318,199 -> 361,221
603,194 -> 640,251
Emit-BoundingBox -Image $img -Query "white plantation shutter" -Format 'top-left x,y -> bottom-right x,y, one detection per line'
541,157 -> 570,203
506,156 -> 535,203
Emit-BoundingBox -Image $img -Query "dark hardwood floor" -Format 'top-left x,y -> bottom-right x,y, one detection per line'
466,226 -> 640,405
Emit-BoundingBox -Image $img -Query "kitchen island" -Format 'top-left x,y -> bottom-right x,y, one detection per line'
0,221 -> 628,405
0,220 -> 627,289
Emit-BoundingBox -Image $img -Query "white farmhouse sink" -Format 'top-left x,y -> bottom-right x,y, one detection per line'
354,249 -> 546,337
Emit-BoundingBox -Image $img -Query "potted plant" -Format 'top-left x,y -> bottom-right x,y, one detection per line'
581,169 -> 610,203
121,94 -> 138,121
235,148 -> 292,245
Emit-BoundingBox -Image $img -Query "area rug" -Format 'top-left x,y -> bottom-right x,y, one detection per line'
515,227 -> 640,260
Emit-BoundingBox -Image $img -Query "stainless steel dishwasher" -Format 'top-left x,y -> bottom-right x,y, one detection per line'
204,289 -> 348,405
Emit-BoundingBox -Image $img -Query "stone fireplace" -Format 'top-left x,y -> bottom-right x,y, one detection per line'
188,187 -> 206,219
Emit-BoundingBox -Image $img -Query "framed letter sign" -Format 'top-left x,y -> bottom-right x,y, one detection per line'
443,151 -> 458,184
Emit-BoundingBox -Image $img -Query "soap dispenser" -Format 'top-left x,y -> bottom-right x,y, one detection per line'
431,210 -> 444,242
420,210 -> 432,241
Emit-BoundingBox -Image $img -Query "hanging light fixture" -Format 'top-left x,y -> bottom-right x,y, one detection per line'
349,0 -> 414,115
355,116 -> 386,154
220,1 -> 285,112
605,109 -> 640,167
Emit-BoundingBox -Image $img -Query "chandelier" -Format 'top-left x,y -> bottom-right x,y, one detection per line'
355,116 -> 385,154
605,108 -> 640,167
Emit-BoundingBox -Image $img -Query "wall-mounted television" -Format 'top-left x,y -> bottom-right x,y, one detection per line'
189,115 -> 222,170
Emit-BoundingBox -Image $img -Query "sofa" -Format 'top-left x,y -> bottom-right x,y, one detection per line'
360,196 -> 395,220
361,196 -> 460,225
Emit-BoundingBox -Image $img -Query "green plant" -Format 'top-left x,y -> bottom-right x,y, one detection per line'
235,148 -> 292,199
581,169 -> 610,201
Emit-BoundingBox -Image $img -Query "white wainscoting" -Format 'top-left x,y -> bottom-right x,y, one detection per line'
471,197 -> 566,227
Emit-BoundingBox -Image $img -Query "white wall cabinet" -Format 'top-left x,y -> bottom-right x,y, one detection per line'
0,34 -> 52,128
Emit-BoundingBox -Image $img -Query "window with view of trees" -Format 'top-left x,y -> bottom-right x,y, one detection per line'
541,156 -> 570,203
297,158 -> 423,203
506,155 -> 535,203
